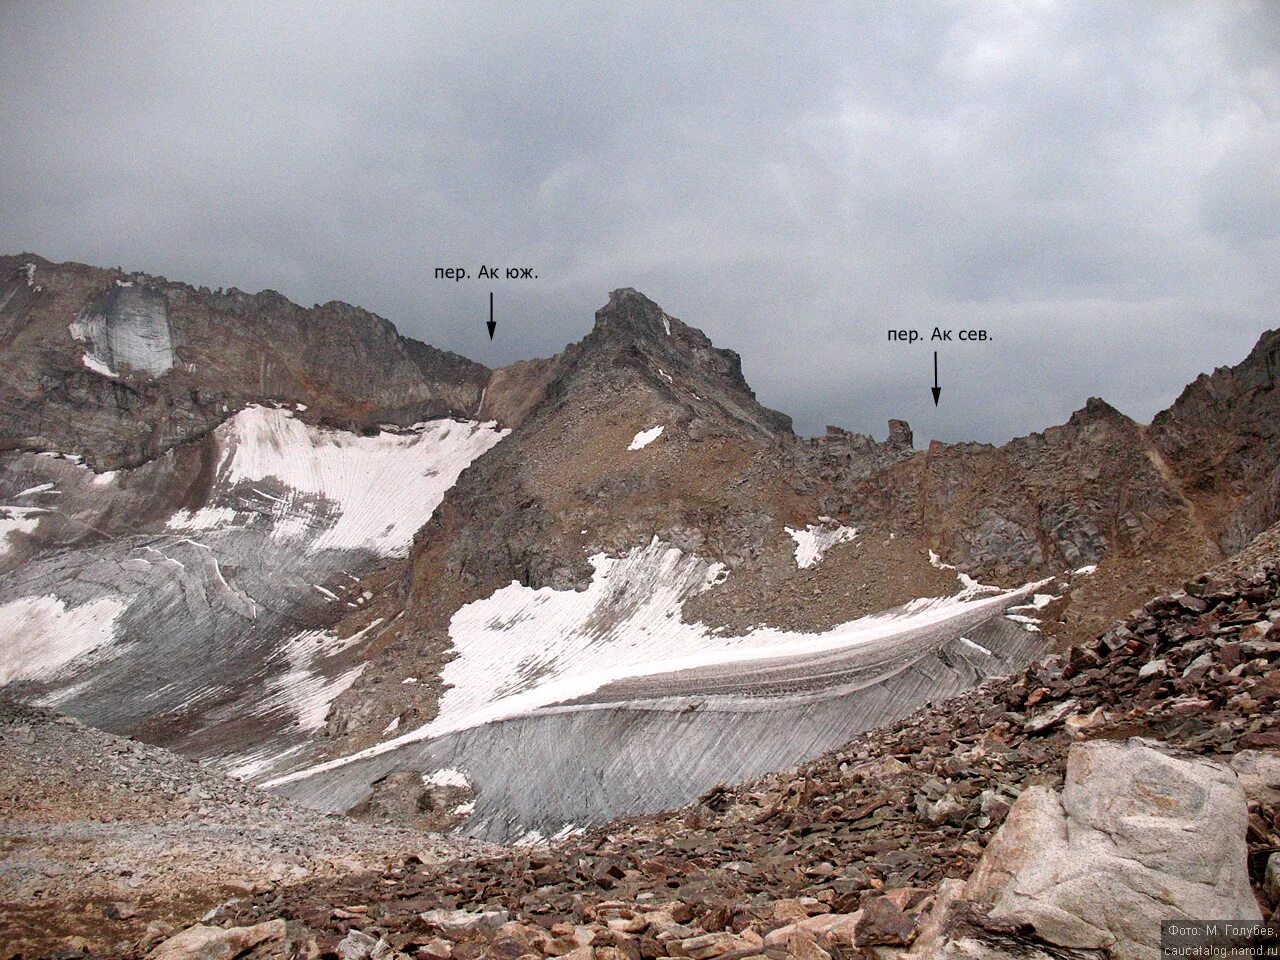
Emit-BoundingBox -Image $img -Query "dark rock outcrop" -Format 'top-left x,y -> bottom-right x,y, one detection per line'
0,255 -> 490,469
1151,327 -> 1280,554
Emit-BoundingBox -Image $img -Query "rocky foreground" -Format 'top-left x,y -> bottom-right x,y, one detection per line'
81,526 -> 1276,959
0,705 -> 485,958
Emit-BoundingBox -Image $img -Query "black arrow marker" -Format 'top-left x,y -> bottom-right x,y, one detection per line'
931,351 -> 941,406
486,292 -> 496,340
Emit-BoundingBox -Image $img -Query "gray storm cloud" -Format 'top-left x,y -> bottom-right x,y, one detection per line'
1,1 -> 1276,443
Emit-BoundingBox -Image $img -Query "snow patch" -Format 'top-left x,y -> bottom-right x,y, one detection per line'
0,595 -> 128,685
262,660 -> 362,734
956,573 -> 997,595
32,451 -> 83,465
786,523 -> 857,569
628,426 -> 664,450
81,354 -> 120,378
167,406 -> 508,556
1009,593 -> 1056,613
1004,613 -> 1042,632
1073,564 -> 1098,576
14,483 -> 54,497
253,619 -> 383,736
168,505 -> 237,531
227,744 -> 305,782
929,549 -> 1000,597
423,767 -> 471,789
960,636 -> 994,656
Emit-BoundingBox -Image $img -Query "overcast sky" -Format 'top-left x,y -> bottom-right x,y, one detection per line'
1,2 -> 1276,443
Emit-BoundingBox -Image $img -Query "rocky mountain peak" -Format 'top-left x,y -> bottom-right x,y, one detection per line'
591,287 -> 675,343
887,418 -> 914,448
574,288 -> 793,440
1065,395 -> 1130,428
1150,325 -> 1280,553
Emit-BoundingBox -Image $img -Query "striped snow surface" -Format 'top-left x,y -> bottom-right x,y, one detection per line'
0,595 -> 128,685
266,538 -> 1038,788
169,406 -> 508,555
226,619 -> 387,779
786,522 -> 858,569
0,407 -> 506,753
264,620 -> 383,732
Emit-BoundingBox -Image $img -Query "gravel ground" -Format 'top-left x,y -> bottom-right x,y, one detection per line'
0,700 -> 489,957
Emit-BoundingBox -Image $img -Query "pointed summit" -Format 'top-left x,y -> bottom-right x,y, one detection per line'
1066,396 -> 1130,427
592,287 -> 677,344
571,289 -> 791,439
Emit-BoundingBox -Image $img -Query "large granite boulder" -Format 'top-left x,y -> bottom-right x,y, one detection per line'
147,919 -> 287,959
917,738 -> 1261,960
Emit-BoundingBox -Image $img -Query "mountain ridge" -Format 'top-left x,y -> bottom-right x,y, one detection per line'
2,252 -> 1277,834
0,254 -> 491,470
8,252 -> 1274,475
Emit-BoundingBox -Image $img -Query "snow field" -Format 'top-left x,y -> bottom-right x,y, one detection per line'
266,538 -> 1043,788
628,426 -> 664,450
169,406 -> 508,556
0,595 -> 128,685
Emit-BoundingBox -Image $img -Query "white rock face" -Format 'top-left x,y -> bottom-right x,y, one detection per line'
70,286 -> 174,378
145,919 -> 285,959
927,738 -> 1261,960
1230,749 -> 1280,805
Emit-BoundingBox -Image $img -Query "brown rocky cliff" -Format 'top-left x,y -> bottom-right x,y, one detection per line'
879,330 -> 1279,646
0,254 -> 491,469
811,395 -> 1225,647
1151,327 -> 1280,553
